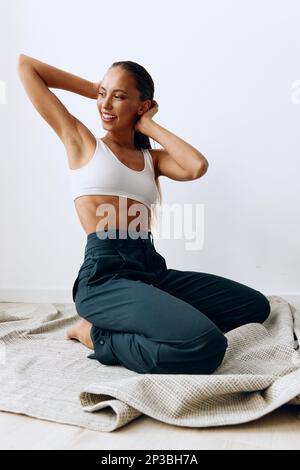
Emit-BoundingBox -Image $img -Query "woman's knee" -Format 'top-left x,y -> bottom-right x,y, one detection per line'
149,328 -> 228,375
205,329 -> 228,373
254,291 -> 271,324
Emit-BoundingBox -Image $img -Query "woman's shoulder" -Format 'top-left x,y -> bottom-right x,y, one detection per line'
146,148 -> 160,179
146,147 -> 157,164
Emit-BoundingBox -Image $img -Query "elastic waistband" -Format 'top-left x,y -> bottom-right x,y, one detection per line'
85,229 -> 154,255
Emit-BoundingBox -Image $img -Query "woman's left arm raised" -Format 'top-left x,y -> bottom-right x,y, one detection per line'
135,102 -> 209,180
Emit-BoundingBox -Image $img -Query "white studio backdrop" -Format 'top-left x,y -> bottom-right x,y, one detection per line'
0,0 -> 299,303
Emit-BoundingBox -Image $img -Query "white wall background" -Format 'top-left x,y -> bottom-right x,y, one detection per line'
0,0 -> 299,303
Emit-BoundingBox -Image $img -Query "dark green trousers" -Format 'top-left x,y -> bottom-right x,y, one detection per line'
72,229 -> 270,374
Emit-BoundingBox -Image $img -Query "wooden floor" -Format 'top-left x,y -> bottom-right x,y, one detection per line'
0,405 -> 300,450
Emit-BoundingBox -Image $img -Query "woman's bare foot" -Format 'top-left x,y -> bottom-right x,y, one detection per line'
66,318 -> 94,350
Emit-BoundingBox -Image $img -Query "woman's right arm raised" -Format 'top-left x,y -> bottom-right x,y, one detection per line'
17,54 -> 99,146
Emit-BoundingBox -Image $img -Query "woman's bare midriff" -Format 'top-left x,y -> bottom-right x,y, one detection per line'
74,194 -> 151,235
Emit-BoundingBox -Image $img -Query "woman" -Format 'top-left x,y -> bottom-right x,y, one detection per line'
17,55 -> 271,374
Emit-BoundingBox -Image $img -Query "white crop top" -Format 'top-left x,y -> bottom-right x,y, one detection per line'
69,137 -> 160,209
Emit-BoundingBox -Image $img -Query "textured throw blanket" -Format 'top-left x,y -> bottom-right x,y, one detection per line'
0,295 -> 299,432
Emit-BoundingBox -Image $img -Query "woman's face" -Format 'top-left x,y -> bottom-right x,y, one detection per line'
97,67 -> 146,131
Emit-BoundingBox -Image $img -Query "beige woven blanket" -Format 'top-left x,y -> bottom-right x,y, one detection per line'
0,295 -> 299,432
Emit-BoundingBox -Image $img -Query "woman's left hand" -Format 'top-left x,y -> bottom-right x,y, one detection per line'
134,100 -> 159,133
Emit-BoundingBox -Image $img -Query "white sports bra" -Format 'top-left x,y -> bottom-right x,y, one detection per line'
69,137 -> 160,209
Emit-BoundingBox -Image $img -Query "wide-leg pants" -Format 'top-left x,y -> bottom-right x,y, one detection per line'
72,229 -> 271,374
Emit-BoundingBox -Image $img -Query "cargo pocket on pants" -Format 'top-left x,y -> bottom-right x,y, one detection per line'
86,250 -> 126,286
